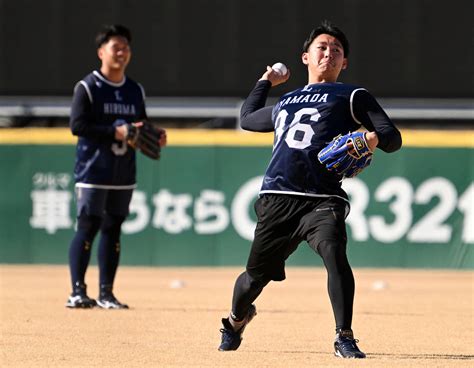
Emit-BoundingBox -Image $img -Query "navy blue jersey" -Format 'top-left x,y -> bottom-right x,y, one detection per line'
240,81 -> 402,202
70,70 -> 147,188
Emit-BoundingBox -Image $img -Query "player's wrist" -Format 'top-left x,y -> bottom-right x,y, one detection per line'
364,132 -> 379,152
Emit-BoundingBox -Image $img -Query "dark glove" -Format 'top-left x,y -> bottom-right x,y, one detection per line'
127,123 -> 163,160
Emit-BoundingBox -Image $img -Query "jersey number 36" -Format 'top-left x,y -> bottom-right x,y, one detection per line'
274,108 -> 320,149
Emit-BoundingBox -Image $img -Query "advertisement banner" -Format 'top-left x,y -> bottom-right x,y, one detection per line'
0,129 -> 472,268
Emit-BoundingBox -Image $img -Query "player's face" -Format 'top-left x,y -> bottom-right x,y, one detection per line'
302,34 -> 347,82
98,36 -> 131,71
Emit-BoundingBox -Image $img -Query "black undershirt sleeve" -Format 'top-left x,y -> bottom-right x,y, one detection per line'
352,89 -> 402,153
139,101 -> 148,121
69,84 -> 116,140
240,80 -> 275,132
138,87 -> 148,121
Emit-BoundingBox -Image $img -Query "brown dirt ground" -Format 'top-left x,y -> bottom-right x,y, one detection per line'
0,265 -> 473,367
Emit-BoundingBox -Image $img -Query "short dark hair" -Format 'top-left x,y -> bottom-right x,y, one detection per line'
302,20 -> 349,57
95,24 -> 131,49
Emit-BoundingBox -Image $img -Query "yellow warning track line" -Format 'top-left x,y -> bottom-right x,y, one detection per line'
0,128 -> 473,147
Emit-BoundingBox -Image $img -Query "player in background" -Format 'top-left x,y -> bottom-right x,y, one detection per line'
218,21 -> 401,358
65,24 -> 167,309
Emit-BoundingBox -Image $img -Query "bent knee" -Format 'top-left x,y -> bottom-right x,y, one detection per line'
243,271 -> 271,289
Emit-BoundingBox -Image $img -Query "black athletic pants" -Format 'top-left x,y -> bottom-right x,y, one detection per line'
231,194 -> 354,331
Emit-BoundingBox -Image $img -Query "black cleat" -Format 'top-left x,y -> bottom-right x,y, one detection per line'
96,284 -> 129,309
65,282 -> 96,308
334,329 -> 366,358
218,304 -> 257,351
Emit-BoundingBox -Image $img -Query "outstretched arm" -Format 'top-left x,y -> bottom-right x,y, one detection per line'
352,89 -> 402,153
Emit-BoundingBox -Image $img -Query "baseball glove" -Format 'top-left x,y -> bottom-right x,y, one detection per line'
317,131 -> 373,178
127,123 -> 163,160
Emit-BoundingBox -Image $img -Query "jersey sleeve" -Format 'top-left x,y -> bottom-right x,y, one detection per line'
352,89 -> 402,153
69,82 -> 116,140
137,83 -> 148,121
139,102 -> 148,121
240,80 -> 274,132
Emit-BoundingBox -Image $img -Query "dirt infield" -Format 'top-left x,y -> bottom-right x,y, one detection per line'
1,265 -> 473,367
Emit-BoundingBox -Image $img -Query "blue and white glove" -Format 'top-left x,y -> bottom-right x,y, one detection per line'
317,131 -> 373,178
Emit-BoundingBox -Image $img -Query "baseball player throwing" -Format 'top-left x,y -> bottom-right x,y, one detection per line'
218,20 -> 402,358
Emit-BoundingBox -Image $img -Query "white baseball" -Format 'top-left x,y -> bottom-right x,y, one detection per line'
372,280 -> 388,291
271,62 -> 288,76
169,279 -> 186,289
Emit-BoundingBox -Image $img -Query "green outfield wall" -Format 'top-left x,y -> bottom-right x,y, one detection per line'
0,129 -> 473,268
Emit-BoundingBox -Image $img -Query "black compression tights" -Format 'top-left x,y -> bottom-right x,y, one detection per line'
317,240 -> 355,331
231,241 -> 354,330
231,271 -> 270,320
68,214 -> 125,289
68,214 -> 102,286
98,215 -> 125,287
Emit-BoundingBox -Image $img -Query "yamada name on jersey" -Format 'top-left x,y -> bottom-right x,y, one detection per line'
278,93 -> 329,108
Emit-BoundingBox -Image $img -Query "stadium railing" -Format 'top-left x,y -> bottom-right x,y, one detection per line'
0,96 -> 473,128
